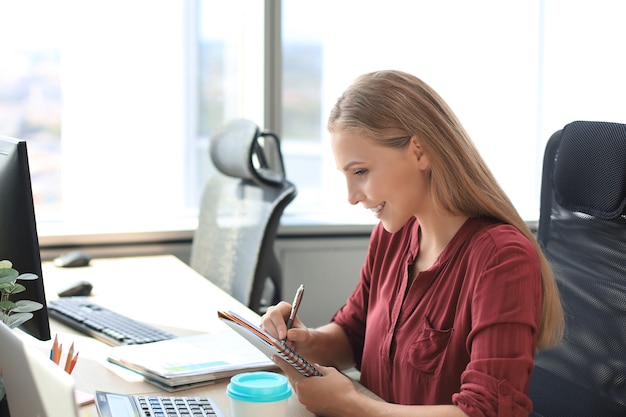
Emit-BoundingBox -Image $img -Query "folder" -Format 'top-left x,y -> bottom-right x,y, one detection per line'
107,329 -> 276,391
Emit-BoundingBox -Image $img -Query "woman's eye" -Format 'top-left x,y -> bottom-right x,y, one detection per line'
354,169 -> 367,176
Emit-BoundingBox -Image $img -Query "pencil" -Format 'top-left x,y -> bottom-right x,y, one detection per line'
53,338 -> 63,365
68,351 -> 79,374
50,334 -> 58,361
64,342 -> 75,373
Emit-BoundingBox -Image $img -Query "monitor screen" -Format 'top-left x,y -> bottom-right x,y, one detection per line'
0,136 -> 51,341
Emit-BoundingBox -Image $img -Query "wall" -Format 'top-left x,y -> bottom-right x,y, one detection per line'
275,235 -> 369,328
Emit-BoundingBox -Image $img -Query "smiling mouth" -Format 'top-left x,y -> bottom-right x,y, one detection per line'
370,202 -> 385,214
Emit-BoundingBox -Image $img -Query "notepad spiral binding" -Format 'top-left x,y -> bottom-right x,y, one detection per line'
278,341 -> 322,377
217,310 -> 323,378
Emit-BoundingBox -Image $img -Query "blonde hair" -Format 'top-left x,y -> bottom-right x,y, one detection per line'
328,70 -> 564,350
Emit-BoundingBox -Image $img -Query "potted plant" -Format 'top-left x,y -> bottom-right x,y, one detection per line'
0,259 -> 44,410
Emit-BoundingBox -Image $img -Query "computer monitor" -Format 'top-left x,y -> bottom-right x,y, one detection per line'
0,135 -> 51,341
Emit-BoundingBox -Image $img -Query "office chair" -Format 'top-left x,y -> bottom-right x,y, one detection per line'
189,119 -> 297,315
529,120 -> 626,417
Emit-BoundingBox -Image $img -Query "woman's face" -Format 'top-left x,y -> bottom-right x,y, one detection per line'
331,130 -> 431,233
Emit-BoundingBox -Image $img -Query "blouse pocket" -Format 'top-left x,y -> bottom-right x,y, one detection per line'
405,316 -> 452,378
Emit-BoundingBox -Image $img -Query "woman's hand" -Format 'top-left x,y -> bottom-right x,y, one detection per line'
261,301 -> 311,347
260,301 -> 292,339
273,356 -> 360,417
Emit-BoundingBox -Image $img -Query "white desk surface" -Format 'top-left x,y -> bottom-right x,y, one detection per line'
34,255 -> 374,417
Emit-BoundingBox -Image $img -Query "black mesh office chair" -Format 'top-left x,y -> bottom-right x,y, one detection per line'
189,119 -> 297,315
529,120 -> 626,417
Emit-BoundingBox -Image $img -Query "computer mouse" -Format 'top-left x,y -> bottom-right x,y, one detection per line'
57,280 -> 93,297
53,251 -> 92,268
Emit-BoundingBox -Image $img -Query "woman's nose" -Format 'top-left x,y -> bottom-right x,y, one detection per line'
347,183 -> 364,206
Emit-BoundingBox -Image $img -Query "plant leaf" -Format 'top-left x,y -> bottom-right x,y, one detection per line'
17,273 -> 38,281
0,300 -> 17,311
3,312 -> 34,328
12,300 -> 43,313
0,268 -> 19,283
0,259 -> 12,269
1,283 -> 26,294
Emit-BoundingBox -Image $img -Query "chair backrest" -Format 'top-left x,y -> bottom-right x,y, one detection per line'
189,119 -> 297,314
529,120 -> 626,416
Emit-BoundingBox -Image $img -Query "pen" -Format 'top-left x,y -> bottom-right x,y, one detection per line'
285,284 -> 304,338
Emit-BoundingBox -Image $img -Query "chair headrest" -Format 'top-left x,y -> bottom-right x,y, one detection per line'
552,120 -> 626,219
209,119 -> 286,186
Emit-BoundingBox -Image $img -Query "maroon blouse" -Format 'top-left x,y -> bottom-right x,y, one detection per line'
332,217 -> 542,417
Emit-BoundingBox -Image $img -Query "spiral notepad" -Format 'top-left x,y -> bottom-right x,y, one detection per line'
217,310 -> 322,377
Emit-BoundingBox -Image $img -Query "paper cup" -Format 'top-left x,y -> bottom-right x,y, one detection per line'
227,371 -> 291,417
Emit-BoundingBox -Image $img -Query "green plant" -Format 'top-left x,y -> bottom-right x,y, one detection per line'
0,259 -> 44,404
0,260 -> 43,329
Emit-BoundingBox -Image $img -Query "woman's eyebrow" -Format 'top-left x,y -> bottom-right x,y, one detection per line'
342,161 -> 364,171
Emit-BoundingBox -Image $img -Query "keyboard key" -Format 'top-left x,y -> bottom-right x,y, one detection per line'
133,395 -> 220,417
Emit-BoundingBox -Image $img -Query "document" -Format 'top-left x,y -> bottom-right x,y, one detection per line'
218,310 -> 322,377
107,329 -> 276,391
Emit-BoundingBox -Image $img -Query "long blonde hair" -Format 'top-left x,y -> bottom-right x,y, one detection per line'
328,70 -> 563,350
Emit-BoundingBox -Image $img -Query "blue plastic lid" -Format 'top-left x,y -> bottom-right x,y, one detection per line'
227,371 -> 292,403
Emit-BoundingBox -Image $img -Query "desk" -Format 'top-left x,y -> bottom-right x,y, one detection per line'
38,255 -> 374,417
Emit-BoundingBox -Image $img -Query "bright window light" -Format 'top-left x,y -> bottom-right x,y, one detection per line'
1,0 -> 625,239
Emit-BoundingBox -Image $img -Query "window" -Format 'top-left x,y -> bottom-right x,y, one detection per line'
280,0 -> 626,221
1,0 -> 265,236
0,2 -> 63,223
1,1 -> 625,240
2,1 -> 196,235
196,0 -> 265,207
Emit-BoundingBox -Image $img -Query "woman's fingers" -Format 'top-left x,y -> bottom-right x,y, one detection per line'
260,301 -> 292,339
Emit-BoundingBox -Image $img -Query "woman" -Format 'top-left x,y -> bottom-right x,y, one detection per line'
261,70 -> 564,417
